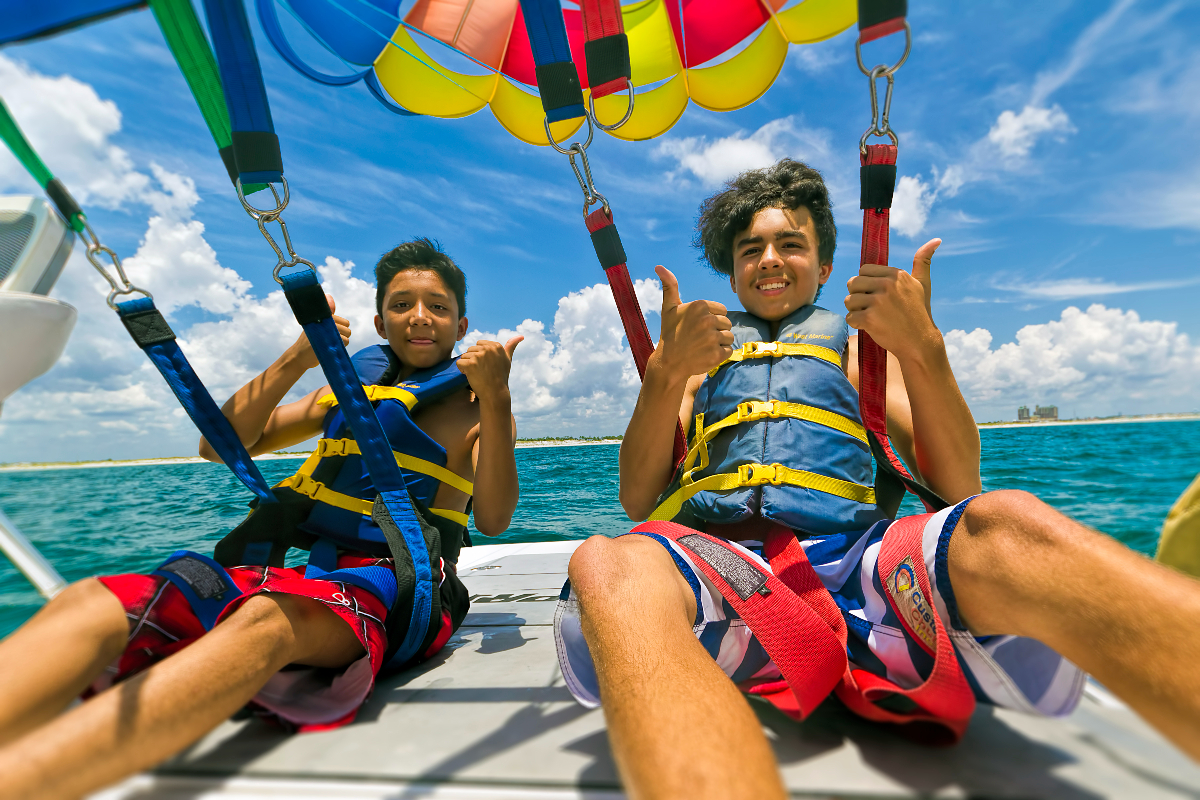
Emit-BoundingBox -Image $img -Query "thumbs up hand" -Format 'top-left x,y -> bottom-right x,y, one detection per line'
457,335 -> 524,400
656,265 -> 734,380
844,238 -> 941,360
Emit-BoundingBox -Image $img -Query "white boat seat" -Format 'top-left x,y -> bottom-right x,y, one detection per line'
0,292 -> 76,415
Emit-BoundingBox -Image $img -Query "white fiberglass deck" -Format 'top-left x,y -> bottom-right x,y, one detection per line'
96,540 -> 1200,800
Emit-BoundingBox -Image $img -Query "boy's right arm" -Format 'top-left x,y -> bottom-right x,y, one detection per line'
199,296 -> 351,461
619,267 -> 733,521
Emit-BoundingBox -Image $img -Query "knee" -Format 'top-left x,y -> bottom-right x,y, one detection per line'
567,534 -> 668,605
219,594 -> 298,651
954,490 -> 1074,576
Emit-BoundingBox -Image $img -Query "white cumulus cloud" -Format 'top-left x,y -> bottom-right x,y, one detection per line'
655,117 -> 832,187
986,105 -> 1074,160
945,304 -> 1200,420
464,278 -> 661,437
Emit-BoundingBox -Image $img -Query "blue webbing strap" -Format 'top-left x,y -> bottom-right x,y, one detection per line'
517,0 -> 585,123
151,550 -> 243,630
202,0 -> 283,184
280,270 -> 434,665
115,297 -> 277,505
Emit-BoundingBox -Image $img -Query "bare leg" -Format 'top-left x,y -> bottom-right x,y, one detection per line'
949,490 -> 1200,759
569,535 -> 787,800
0,579 -> 128,745
0,592 -> 365,800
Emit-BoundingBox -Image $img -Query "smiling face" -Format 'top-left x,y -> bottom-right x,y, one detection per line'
373,269 -> 468,369
729,206 -> 832,321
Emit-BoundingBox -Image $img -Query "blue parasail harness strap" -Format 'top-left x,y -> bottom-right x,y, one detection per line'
115,297 -> 277,505
200,0 -> 282,185
280,270 -> 436,668
151,550 -> 243,631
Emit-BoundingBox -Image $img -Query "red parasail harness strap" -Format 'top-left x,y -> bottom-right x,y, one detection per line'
586,207 -> 687,465
579,0 -> 631,100
630,518 -> 976,743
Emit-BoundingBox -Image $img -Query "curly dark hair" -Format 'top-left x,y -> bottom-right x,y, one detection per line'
695,159 -> 836,276
374,237 -> 466,318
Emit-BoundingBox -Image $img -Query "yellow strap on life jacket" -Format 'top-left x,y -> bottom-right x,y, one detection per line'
681,400 -> 868,487
274,437 -> 473,527
317,384 -> 419,411
650,462 -> 875,522
309,438 -> 474,496
275,473 -> 470,527
708,341 -> 841,377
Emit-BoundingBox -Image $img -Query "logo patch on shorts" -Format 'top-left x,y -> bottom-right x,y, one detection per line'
888,557 -> 936,653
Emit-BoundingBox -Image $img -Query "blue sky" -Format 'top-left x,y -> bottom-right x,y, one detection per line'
2,0 -> 1199,462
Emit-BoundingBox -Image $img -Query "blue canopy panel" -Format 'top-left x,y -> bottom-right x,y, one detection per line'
0,0 -> 146,45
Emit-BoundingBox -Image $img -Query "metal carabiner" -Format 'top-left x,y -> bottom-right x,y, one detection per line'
234,177 -> 317,284
566,144 -> 610,218
860,64 -> 899,153
856,20 -> 910,154
79,219 -> 152,309
587,79 -> 635,132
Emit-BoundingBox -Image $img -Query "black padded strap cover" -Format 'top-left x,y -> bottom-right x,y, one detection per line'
120,308 -> 177,347
535,62 -> 585,113
860,164 -> 897,210
584,34 -> 631,87
590,223 -> 627,269
230,131 -> 283,178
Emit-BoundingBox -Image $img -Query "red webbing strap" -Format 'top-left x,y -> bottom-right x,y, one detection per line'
632,521 -> 846,719
835,515 -> 976,741
579,0 -> 629,99
585,208 -> 686,465
858,144 -> 922,493
858,143 -> 895,442
635,520 -> 974,741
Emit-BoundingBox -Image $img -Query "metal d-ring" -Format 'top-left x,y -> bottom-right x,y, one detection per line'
856,20 -> 911,78
544,113 -> 595,156
236,176 -> 289,222
587,78 -> 635,132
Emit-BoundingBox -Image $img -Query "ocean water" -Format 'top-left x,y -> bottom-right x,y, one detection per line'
2,420 -> 1198,638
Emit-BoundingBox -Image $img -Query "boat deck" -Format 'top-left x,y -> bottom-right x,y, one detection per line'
97,541 -> 1200,799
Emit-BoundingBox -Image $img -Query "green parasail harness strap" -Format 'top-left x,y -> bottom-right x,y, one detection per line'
147,0 -> 265,194
0,98 -> 84,232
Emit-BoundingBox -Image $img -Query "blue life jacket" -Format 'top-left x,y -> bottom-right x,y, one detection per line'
281,344 -> 473,556
650,305 -> 887,536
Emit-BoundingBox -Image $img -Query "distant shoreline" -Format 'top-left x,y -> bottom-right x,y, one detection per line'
0,438 -> 624,473
979,412 -> 1200,430
2,417 -> 1198,473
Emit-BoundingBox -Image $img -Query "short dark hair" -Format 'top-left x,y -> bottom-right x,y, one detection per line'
374,238 -> 467,317
695,159 -> 837,276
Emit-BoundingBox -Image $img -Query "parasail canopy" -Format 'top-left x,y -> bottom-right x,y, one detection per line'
0,0 -> 856,147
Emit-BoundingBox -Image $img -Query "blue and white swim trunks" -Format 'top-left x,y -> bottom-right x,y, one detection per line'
555,499 -> 1086,717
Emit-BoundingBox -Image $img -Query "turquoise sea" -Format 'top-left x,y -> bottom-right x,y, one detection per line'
2,419 -> 1199,638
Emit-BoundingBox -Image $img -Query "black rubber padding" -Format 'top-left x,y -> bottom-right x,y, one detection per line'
860,164 -> 897,210
590,223 -> 627,270
119,308 -> 177,347
285,281 -> 332,325
217,145 -> 239,185
535,62 -> 585,113
584,34 -> 631,88
44,178 -> 82,225
230,131 -> 283,177
858,0 -> 907,30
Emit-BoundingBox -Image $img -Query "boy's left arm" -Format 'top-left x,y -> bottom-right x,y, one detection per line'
845,238 -> 982,503
458,336 -> 523,536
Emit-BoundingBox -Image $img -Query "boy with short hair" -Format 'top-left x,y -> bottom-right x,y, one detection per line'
557,160 -> 1200,799
0,238 -> 523,797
